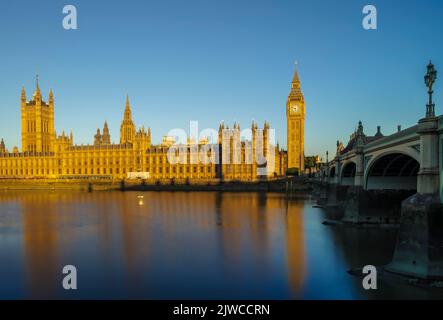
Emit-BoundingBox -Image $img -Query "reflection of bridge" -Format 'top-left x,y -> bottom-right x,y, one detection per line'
315,62 -> 443,281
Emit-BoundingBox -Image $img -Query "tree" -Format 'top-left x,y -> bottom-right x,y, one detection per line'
304,156 -> 317,176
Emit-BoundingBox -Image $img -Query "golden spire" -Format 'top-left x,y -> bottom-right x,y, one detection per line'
33,74 -> 42,100
103,121 -> 109,135
288,62 -> 303,101
21,86 -> 26,102
291,61 -> 300,89
120,95 -> 136,144
124,95 -> 132,120
49,88 -> 54,104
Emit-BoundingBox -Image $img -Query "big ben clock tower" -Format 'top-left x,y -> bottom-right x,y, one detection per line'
286,64 -> 305,173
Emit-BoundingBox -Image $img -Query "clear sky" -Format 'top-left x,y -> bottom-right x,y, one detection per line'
0,0 -> 442,158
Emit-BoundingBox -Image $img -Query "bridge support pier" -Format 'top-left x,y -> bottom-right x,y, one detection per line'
341,186 -> 362,224
340,187 -> 411,225
323,184 -> 346,219
316,182 -> 329,205
386,116 -> 443,280
386,193 -> 443,279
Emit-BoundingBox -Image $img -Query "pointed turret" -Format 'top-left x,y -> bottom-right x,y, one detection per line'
49,88 -> 54,105
120,95 -> 136,145
288,63 -> 303,101
33,74 -> 42,102
218,122 -> 225,144
21,86 -> 26,103
0,138 -> 5,153
124,95 -> 132,120
147,127 -> 151,146
102,121 -> 111,144
94,128 -> 102,146
292,63 -> 300,88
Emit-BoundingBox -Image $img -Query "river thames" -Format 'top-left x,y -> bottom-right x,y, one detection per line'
0,190 -> 441,299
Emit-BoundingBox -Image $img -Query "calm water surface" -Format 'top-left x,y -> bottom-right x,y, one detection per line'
0,190 -> 442,299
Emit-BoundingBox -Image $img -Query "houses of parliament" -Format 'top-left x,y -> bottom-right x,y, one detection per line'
0,68 -> 305,182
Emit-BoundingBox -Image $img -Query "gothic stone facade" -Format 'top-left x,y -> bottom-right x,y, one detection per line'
0,81 -> 288,182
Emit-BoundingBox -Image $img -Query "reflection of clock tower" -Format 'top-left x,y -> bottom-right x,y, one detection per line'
286,65 -> 305,172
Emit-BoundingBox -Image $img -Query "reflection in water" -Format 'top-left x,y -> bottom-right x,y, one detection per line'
0,191 -> 442,299
22,193 -> 59,298
285,197 -> 306,295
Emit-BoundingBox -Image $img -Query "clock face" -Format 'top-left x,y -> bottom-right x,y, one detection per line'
290,104 -> 299,115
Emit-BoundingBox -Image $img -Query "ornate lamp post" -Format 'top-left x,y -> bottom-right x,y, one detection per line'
325,151 -> 329,181
386,62 -> 443,280
424,61 -> 437,118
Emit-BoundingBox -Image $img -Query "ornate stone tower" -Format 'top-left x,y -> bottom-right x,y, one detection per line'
94,122 -> 111,146
286,65 -> 305,172
102,121 -> 111,145
94,128 -> 102,146
119,95 -> 136,145
134,125 -> 151,151
0,139 -> 5,153
21,76 -> 56,153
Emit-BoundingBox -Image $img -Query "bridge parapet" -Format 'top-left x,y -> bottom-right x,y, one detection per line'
320,120 -> 423,192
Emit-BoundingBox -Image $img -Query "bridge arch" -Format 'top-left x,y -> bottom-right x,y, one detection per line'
365,151 -> 420,190
341,161 -> 356,186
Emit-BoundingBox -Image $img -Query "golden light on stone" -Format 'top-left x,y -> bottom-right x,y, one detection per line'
0,70 -> 305,181
286,64 -> 306,173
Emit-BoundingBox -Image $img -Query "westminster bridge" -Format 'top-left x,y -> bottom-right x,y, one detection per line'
314,62 -> 443,281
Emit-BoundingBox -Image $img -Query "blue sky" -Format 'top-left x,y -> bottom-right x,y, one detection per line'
0,0 -> 442,158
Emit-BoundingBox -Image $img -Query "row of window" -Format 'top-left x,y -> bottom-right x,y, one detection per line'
0,168 -> 132,176
0,161 -> 56,167
0,168 -> 54,176
0,166 -> 215,176
57,158 -> 217,166
59,155 -> 215,163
